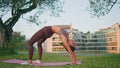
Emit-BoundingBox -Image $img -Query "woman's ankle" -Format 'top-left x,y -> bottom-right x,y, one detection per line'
27,60 -> 32,64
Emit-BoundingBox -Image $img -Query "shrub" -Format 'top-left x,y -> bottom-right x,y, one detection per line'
0,32 -> 27,55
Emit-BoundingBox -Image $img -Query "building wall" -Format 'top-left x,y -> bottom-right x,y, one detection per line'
100,23 -> 120,53
73,23 -> 120,54
73,30 -> 107,52
44,23 -> 120,54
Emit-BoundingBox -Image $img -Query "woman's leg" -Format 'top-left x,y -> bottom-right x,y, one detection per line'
37,38 -> 46,61
28,40 -> 34,61
27,29 -> 45,64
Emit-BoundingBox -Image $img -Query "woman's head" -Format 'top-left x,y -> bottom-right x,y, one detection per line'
68,39 -> 76,47
68,39 -> 76,51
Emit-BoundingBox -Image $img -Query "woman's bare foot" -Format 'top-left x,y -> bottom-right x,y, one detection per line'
33,60 -> 42,64
67,62 -> 76,65
27,60 -> 32,64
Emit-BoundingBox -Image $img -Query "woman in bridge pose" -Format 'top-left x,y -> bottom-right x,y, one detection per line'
27,26 -> 76,64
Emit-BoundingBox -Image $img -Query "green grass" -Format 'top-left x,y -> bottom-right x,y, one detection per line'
0,52 -> 120,68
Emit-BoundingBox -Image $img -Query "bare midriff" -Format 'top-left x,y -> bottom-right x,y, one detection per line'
51,26 -> 61,34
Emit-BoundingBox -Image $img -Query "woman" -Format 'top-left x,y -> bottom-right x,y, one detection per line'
27,26 -> 76,64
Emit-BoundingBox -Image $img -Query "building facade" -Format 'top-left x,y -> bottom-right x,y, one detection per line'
73,23 -> 120,54
100,23 -> 120,53
44,23 -> 120,54
73,29 -> 107,52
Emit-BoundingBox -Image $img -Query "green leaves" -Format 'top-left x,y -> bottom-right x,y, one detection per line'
88,0 -> 119,18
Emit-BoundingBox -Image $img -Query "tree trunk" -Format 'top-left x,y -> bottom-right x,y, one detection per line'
0,18 -> 13,47
0,18 -> 5,47
0,24 -> 6,47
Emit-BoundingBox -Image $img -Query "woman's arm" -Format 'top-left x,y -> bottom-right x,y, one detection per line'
60,35 -> 76,64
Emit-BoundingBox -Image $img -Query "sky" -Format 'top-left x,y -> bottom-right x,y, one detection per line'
4,0 -> 120,39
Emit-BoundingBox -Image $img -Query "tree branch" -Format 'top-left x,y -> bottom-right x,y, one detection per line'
4,17 -> 12,27
18,2 -> 37,14
5,1 -> 38,29
6,13 -> 21,29
0,18 -> 5,28
18,0 -> 32,8
108,0 -> 118,12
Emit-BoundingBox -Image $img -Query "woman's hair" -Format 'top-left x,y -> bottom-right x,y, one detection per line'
70,45 -> 76,51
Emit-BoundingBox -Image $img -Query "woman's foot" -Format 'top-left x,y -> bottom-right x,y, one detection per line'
33,60 -> 41,64
27,60 -> 32,64
67,62 -> 76,65
20,60 -> 32,65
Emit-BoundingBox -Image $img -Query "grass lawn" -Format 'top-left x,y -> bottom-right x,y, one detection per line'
0,52 -> 120,68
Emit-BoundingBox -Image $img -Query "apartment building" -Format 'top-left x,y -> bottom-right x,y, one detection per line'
73,23 -> 120,54
100,23 -> 120,53
44,23 -> 120,54
73,29 -> 107,52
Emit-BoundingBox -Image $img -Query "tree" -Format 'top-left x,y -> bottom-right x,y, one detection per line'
0,0 -> 64,46
88,0 -> 120,17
